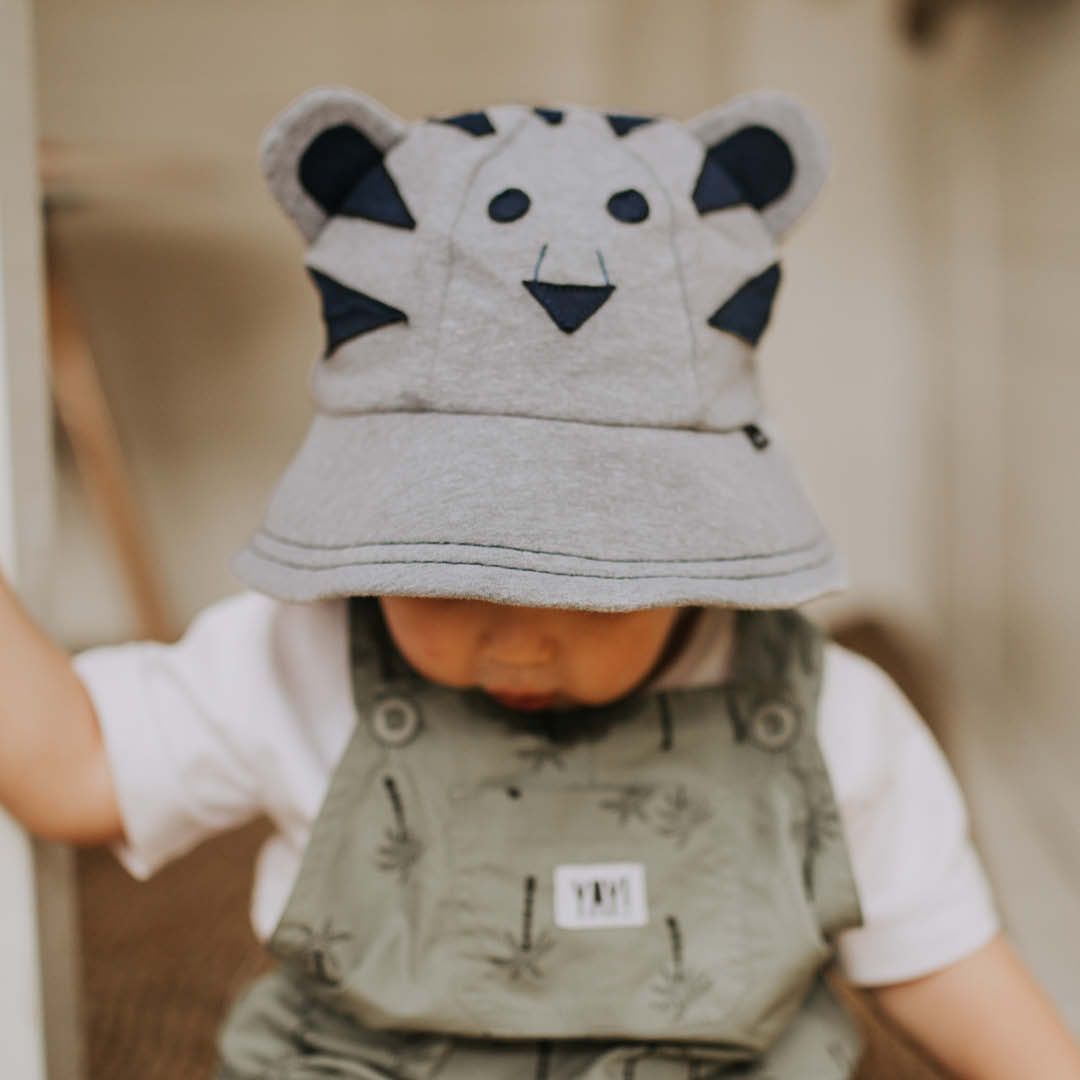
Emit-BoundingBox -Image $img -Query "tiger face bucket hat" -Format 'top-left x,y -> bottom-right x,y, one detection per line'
233,88 -> 844,611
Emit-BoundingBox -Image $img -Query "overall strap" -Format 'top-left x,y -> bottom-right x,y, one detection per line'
729,609 -> 863,941
347,597 -> 415,700
729,609 -> 822,711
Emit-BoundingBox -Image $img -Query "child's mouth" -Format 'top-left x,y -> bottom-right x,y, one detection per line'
488,690 -> 557,712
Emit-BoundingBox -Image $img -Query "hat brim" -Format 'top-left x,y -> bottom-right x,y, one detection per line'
233,411 -> 844,611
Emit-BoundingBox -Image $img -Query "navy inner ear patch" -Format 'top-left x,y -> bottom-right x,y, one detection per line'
533,107 -> 564,126
704,125 -> 795,211
308,268 -> 408,355
339,163 -> 416,230
692,156 -> 745,215
606,113 -> 654,137
707,264 -> 782,346
299,124 -> 383,216
437,111 -> 496,137
489,188 -> 531,223
607,189 -> 649,223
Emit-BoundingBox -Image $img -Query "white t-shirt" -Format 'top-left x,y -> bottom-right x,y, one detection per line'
73,592 -> 1000,988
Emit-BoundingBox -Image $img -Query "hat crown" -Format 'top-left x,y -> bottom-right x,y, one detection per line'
262,92 -> 828,432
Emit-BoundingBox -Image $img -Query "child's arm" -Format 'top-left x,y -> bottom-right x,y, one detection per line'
824,646 -> 1080,1075
873,933 -> 1080,1078
0,574 -> 122,843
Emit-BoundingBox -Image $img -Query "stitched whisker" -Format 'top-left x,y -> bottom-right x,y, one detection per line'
533,243 -> 549,281
596,249 -> 611,286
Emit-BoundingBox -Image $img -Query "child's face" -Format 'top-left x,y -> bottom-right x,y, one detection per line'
379,597 -> 681,711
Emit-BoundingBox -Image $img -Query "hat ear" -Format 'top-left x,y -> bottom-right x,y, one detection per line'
260,87 -> 412,242
686,91 -> 829,240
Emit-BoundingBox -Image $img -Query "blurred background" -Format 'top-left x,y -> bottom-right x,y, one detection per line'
9,0 -> 1080,1074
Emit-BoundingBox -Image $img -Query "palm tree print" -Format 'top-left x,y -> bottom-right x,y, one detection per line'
650,916 -> 713,1022
277,918 -> 353,986
599,784 -> 655,825
488,875 -> 555,982
790,757 -> 844,893
375,774 -> 423,883
515,743 -> 567,773
654,784 -> 711,848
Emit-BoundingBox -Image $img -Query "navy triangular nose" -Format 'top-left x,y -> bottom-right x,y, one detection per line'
522,280 -> 616,334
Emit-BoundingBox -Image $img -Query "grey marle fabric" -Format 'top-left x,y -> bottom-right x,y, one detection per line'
234,87 -> 844,610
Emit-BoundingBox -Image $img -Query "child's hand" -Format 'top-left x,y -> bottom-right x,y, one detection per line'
0,574 -> 122,843
873,933 -> 1080,1078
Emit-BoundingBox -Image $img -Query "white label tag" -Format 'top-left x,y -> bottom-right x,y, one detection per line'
553,862 -> 648,930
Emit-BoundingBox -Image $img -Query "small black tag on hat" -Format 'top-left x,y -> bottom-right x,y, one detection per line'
743,424 -> 770,450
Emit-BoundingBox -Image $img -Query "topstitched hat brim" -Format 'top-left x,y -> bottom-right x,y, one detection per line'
232,410 -> 844,611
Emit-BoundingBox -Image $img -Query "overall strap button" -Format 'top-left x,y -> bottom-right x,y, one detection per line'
749,701 -> 801,751
369,695 -> 422,747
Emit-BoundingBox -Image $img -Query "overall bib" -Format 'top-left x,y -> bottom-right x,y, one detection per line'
218,602 -> 864,1079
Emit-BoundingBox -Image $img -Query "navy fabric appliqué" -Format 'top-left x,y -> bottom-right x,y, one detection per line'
308,268 -> 408,355
489,188 -> 531,223
707,264 -> 782,345
704,125 -> 796,211
692,156 -> 745,215
523,281 -> 616,334
533,107 -> 564,126
607,189 -> 650,223
606,113 -> 654,137
299,124 -> 384,216
339,163 -> 416,230
437,111 -> 496,137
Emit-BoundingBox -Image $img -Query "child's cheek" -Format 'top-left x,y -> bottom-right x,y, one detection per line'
567,645 -> 647,705
407,633 -> 475,688
378,603 -> 472,688
570,618 -> 676,703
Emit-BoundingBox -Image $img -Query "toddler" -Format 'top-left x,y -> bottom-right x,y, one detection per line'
2,87 -> 1079,1078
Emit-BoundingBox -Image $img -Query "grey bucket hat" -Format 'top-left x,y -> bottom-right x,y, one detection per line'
233,88 -> 844,611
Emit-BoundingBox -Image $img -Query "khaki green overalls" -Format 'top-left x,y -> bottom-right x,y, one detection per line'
217,601 -> 864,1079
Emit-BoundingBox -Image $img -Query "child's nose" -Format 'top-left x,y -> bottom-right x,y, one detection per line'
477,621 -> 558,669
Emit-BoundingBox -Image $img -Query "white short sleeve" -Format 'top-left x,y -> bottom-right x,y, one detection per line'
73,592 -> 351,881
819,644 -> 1001,986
